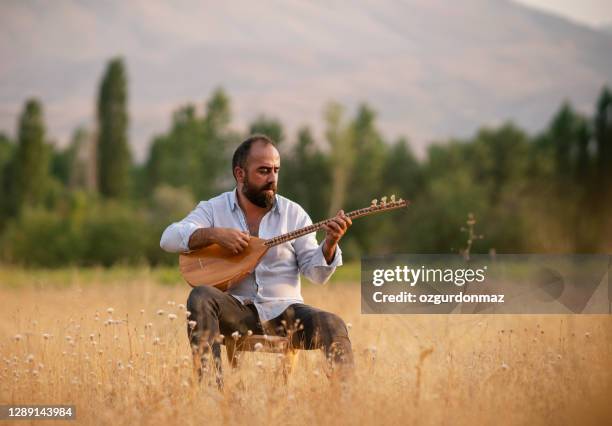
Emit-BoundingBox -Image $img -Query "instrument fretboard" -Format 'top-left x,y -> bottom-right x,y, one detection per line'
263,200 -> 409,247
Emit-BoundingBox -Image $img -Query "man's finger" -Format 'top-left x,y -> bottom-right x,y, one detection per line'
332,217 -> 347,231
327,221 -> 341,231
326,220 -> 342,233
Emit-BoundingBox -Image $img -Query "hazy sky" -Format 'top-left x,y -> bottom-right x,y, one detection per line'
515,0 -> 612,27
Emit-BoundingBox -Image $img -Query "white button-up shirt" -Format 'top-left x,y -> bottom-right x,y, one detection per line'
160,189 -> 342,322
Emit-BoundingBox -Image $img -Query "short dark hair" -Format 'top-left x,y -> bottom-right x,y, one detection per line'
232,134 -> 276,179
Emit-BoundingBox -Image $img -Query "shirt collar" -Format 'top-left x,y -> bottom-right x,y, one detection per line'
230,188 -> 281,215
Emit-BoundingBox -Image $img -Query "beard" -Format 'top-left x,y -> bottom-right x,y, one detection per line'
242,175 -> 277,209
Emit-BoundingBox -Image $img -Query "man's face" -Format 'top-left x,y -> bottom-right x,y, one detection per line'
238,141 -> 280,208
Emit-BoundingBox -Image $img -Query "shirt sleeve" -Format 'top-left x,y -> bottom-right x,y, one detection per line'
292,207 -> 343,285
159,201 -> 214,253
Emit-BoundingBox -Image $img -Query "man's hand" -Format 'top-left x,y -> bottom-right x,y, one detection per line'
213,228 -> 251,254
322,210 -> 352,264
189,227 -> 250,254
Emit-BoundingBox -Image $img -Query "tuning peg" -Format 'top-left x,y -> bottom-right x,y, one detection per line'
390,194 -> 396,203
371,198 -> 378,207
381,196 -> 387,206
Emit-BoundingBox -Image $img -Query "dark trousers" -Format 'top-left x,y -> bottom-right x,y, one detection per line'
186,285 -> 354,381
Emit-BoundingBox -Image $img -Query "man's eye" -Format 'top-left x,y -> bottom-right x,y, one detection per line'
258,168 -> 278,174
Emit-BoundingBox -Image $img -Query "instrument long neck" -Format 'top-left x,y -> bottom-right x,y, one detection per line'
263,202 -> 408,247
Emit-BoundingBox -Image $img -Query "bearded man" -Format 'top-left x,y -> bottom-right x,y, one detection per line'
160,134 -> 354,383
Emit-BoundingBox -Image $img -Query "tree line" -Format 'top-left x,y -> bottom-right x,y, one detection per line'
0,57 -> 611,267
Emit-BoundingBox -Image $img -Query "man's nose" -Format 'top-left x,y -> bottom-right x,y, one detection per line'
267,172 -> 278,183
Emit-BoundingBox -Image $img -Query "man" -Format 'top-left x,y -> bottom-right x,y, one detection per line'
160,134 -> 354,384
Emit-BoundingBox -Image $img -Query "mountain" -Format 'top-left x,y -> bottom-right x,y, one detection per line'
599,23 -> 612,35
0,0 -> 611,160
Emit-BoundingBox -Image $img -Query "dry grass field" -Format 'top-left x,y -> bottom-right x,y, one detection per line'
0,267 -> 610,425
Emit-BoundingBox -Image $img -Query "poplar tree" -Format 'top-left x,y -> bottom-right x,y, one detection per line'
7,99 -> 49,215
97,57 -> 130,198
280,127 -> 330,220
594,86 -> 612,188
249,115 -> 284,145
345,104 -> 387,253
591,86 -> 612,249
325,102 -> 354,216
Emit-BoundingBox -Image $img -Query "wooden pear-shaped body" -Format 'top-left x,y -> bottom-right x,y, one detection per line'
177,196 -> 409,290
179,237 -> 270,291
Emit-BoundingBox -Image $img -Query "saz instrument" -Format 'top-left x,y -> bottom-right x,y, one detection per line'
179,195 -> 409,290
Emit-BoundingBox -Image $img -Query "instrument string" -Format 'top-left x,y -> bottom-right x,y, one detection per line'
264,202 -> 408,248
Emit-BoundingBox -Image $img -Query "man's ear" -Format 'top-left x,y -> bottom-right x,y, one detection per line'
234,166 -> 245,183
